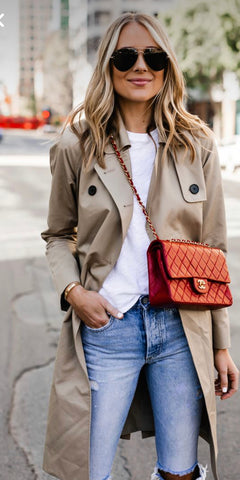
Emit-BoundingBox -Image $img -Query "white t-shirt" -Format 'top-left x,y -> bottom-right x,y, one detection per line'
99,128 -> 159,312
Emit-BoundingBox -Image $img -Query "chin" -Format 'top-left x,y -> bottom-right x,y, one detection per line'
122,91 -> 155,102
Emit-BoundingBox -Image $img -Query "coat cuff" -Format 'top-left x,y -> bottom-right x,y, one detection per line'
212,308 -> 231,349
45,245 -> 80,312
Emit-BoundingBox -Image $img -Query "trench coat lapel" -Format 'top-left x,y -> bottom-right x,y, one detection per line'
94,122 -> 133,241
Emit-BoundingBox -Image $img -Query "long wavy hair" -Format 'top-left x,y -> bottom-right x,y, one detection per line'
64,12 -> 211,169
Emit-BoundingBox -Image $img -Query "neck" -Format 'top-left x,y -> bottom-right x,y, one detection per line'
118,99 -> 154,133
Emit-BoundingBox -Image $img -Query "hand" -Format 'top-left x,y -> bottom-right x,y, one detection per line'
67,284 -> 123,329
214,348 -> 239,400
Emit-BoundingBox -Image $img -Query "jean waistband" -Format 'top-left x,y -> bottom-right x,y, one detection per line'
139,295 -> 150,307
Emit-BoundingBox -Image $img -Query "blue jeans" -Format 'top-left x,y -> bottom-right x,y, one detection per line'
81,296 -> 204,480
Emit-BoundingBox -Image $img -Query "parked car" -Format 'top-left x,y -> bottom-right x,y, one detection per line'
0,115 -> 44,130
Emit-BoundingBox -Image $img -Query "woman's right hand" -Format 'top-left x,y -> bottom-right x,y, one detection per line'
67,285 -> 123,329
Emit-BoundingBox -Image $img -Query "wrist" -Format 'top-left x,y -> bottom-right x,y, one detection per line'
214,348 -> 228,356
64,281 -> 81,301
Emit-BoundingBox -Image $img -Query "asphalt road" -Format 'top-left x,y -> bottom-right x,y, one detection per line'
0,130 -> 239,480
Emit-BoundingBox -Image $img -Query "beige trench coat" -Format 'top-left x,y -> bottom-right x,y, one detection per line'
41,117 -> 231,480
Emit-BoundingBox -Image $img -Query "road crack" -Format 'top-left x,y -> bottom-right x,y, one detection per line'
9,358 -> 55,480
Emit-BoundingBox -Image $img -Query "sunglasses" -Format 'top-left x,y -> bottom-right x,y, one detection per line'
111,47 -> 168,72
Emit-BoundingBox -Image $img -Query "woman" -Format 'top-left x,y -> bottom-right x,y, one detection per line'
41,12 -> 239,480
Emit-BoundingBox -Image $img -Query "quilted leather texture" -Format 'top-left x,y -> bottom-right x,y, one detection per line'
147,239 -> 233,309
161,240 -> 231,282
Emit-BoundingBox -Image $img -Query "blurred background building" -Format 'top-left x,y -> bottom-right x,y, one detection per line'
19,0 -> 72,118
19,0 -> 54,99
0,0 -> 240,140
0,0 -> 19,115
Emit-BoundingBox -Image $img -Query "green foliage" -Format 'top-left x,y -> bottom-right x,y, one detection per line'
162,0 -> 240,91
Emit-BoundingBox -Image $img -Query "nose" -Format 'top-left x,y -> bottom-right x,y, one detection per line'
133,52 -> 148,71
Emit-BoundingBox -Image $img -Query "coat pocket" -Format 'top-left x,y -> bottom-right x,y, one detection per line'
81,315 -> 115,332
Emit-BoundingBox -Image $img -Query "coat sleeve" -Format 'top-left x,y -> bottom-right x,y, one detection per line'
201,135 -> 231,349
41,136 -> 81,311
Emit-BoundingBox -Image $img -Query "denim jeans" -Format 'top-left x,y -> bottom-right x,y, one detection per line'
81,296 -> 204,480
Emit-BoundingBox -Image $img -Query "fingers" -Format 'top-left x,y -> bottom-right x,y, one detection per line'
230,370 -> 240,393
215,370 -> 239,400
70,289 -> 124,328
214,376 -> 222,397
214,349 -> 239,400
222,371 -> 239,400
104,300 -> 123,320
214,373 -> 228,399
67,287 -> 123,322
220,370 -> 228,395
84,298 -> 123,328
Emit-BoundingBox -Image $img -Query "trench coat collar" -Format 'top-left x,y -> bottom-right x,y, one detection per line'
103,114 -> 167,154
104,115 -> 131,154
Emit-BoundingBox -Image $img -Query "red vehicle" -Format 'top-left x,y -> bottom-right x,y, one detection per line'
0,115 -> 45,129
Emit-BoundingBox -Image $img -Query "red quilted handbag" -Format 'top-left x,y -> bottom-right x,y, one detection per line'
147,239 -> 232,309
110,136 -> 233,309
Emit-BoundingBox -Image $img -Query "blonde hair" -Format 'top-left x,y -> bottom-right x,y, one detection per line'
64,12 -> 211,169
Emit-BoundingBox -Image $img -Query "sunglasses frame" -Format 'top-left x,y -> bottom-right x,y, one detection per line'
111,47 -> 168,72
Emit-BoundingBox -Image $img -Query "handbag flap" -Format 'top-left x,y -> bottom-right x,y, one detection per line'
152,240 -> 231,283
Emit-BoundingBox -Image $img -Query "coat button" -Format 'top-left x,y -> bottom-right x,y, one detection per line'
189,184 -> 199,194
88,185 -> 97,196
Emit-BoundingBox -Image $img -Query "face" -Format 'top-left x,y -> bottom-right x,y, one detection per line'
111,22 -> 165,107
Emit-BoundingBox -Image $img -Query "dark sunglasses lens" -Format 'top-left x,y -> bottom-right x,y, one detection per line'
144,51 -> 168,71
112,49 -> 137,71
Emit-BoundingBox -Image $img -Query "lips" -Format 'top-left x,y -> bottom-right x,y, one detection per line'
128,78 -> 151,86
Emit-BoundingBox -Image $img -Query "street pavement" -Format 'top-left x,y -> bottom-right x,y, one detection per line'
0,130 -> 239,480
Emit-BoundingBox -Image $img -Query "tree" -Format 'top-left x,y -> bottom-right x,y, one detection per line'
162,0 -> 240,92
